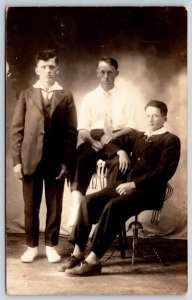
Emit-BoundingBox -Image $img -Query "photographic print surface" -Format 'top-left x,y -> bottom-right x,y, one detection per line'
6,6 -> 187,295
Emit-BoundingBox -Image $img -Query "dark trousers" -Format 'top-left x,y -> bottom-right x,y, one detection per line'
70,142 -> 100,194
69,182 -> 158,259
22,162 -> 64,247
70,132 -> 135,195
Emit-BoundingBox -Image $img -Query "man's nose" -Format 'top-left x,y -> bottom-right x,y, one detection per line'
149,116 -> 153,122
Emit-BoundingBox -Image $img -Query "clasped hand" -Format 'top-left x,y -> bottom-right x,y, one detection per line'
100,133 -> 113,146
91,134 -> 113,152
116,182 -> 136,195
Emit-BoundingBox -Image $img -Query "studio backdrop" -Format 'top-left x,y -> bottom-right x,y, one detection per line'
6,6 -> 187,238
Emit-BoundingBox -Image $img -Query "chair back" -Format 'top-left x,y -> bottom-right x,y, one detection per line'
151,183 -> 173,225
89,159 -> 107,190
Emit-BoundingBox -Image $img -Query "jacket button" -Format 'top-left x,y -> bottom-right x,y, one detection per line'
137,157 -> 141,161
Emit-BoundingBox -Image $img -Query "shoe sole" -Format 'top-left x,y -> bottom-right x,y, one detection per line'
65,268 -> 102,277
58,257 -> 85,272
21,255 -> 37,263
47,258 -> 61,263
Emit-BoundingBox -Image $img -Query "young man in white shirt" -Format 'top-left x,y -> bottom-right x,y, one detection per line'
67,57 -> 136,227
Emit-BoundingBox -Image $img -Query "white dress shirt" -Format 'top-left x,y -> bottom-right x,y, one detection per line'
33,80 -> 63,100
78,85 -> 136,132
144,126 -> 168,137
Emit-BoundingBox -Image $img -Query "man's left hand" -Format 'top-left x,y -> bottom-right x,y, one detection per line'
116,182 -> 136,195
100,134 -> 113,145
55,164 -> 68,180
117,150 -> 131,174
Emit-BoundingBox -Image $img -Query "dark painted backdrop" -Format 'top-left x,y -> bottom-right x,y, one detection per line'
6,7 -> 187,237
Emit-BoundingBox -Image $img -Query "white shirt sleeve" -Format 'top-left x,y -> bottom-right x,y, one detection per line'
124,96 -> 136,129
77,95 -> 92,131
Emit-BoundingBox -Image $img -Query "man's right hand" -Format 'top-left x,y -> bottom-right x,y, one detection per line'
79,129 -> 104,152
13,164 -> 23,180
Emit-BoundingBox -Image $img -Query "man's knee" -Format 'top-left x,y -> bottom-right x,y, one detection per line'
76,143 -> 97,167
83,194 -> 91,204
103,199 -> 117,215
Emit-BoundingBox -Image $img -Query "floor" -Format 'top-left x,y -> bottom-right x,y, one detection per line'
5,233 -> 188,296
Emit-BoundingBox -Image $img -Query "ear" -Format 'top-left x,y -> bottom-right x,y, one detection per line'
115,70 -> 119,77
35,67 -> 39,76
96,69 -> 99,78
56,66 -> 59,74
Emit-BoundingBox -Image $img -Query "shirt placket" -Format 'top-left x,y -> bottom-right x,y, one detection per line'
103,92 -> 113,136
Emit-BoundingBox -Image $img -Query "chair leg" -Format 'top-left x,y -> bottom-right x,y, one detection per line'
129,215 -> 143,269
119,224 -> 127,259
130,227 -> 139,269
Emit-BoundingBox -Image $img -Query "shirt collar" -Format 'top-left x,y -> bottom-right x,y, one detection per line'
144,126 -> 168,137
33,80 -> 63,92
98,85 -> 116,96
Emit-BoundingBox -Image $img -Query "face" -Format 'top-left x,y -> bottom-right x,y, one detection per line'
35,58 -> 59,86
145,106 -> 166,132
96,61 -> 119,91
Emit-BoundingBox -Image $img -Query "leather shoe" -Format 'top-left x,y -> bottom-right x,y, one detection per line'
65,261 -> 102,277
58,255 -> 84,272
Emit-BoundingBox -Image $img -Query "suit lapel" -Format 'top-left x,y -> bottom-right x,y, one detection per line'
28,88 -> 64,116
135,133 -> 165,158
50,90 -> 64,116
134,134 -> 151,158
28,88 -> 44,114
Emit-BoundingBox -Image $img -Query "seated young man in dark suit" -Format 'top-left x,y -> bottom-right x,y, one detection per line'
58,100 -> 181,276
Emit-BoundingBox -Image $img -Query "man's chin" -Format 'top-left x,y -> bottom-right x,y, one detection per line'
101,82 -> 114,90
45,78 -> 54,84
147,125 -> 154,130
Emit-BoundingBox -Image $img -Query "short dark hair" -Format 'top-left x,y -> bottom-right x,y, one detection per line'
98,57 -> 118,70
145,100 -> 168,116
35,49 -> 58,65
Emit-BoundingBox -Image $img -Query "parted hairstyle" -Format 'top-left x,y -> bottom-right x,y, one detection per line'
35,49 -> 58,65
98,57 -> 118,70
145,100 -> 168,117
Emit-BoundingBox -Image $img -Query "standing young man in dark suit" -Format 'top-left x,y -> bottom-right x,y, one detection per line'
11,49 -> 77,263
58,100 -> 180,276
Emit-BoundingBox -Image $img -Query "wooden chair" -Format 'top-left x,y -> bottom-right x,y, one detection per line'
89,159 -> 126,257
89,159 -> 107,190
90,160 -> 173,266
120,183 -> 173,267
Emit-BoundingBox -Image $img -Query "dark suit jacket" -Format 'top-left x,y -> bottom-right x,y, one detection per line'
127,131 -> 181,208
11,87 -> 77,175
